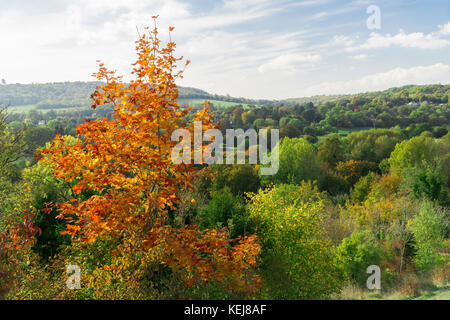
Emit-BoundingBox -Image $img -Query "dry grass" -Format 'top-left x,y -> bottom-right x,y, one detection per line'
334,268 -> 450,300
432,264 -> 450,286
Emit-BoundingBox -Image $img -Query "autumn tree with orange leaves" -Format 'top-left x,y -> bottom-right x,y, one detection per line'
40,18 -> 261,298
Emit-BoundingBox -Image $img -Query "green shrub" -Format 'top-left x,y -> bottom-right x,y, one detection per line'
260,137 -> 322,186
336,231 -> 382,286
199,187 -> 248,238
351,172 -> 378,203
410,201 -> 448,274
248,182 -> 342,299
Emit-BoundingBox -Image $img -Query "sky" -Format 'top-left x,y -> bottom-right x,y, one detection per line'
0,0 -> 449,99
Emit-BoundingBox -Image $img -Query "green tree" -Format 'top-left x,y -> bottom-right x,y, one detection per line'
288,118 -> 304,132
199,187 -> 248,238
336,231 -> 382,286
241,110 -> 256,127
210,164 -> 260,196
335,160 -> 379,187
279,116 -> 291,128
318,133 -> 346,168
22,159 -> 72,260
248,182 -> 342,299
23,126 -> 55,157
261,137 -> 322,186
253,118 -> 265,130
410,201 -> 448,273
0,107 -> 25,176
388,136 -> 441,173
405,161 -> 449,206
279,123 -> 299,139
350,172 -> 378,203
347,129 -> 406,164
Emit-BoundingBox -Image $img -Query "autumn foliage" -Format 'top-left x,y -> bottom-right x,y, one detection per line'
39,19 -> 261,297
0,184 -> 39,297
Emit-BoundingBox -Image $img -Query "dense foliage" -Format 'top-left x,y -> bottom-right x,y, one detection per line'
0,22 -> 448,300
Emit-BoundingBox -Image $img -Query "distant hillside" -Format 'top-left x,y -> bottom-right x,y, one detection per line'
0,81 -> 209,106
0,82 -> 448,114
0,81 -> 266,111
282,84 -> 450,106
283,94 -> 347,106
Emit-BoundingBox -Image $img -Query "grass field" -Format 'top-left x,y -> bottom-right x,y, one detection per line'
337,128 -> 373,135
8,104 -> 38,113
414,285 -> 450,300
8,98 -> 253,114
8,104 -> 88,114
178,98 -> 253,109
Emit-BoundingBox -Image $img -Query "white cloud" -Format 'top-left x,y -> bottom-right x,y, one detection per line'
0,0 -> 289,84
346,23 -> 450,51
362,30 -> 449,49
438,21 -> 450,35
0,0 -> 448,100
258,53 -> 322,73
304,63 -> 450,95
305,5 -> 359,22
330,35 -> 355,47
350,54 -> 368,60
290,0 -> 334,7
223,0 -> 272,10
